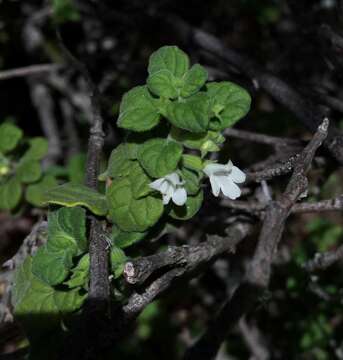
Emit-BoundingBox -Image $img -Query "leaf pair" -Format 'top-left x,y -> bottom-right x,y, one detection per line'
147,46 -> 207,100
171,128 -> 225,157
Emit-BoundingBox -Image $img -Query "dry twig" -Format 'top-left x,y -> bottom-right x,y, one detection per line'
0,64 -> 61,81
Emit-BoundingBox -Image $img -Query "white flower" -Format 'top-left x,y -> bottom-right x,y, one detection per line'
203,160 -> 246,199
149,172 -> 187,206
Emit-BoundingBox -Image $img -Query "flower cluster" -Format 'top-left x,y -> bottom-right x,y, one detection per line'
150,160 -> 245,206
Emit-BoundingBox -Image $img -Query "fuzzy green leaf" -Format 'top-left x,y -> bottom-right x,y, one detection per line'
171,127 -> 224,156
169,190 -> 203,220
43,182 -> 108,216
12,256 -> 85,357
106,144 -> 137,178
0,123 -> 23,153
67,153 -> 86,184
106,146 -> 153,198
147,69 -> 179,99
111,226 -> 148,249
180,167 -> 200,195
32,245 -> 72,286
53,288 -> 86,314
23,137 -> 48,160
107,177 -> 163,232
16,160 -> 42,183
207,81 -> 251,130
128,161 -> 153,199
25,175 -> 59,207
13,257 -> 60,318
166,93 -> 209,133
148,46 -> 189,78
13,257 -> 85,332
137,138 -> 183,178
117,86 -> 161,132
48,206 -> 87,254
0,177 -> 22,210
180,64 -> 208,98
65,254 -> 89,289
182,154 -> 204,172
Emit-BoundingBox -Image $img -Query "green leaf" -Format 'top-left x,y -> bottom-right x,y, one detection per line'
169,190 -> 203,220
65,254 -> 89,289
26,175 -> 59,207
53,288 -> 86,314
48,206 -> 87,254
106,144 -> 136,178
123,142 -> 140,160
147,46 -> 207,99
117,86 -> 161,132
0,177 -> 22,210
147,69 -> 179,99
180,167 -> 200,195
148,46 -> 189,79
128,161 -> 153,199
182,154 -> 204,172
13,257 -> 85,326
45,165 -> 69,178
137,138 -> 183,178
166,93 -> 210,133
180,64 -> 208,98
107,177 -> 164,232
106,147 -> 153,198
23,137 -> 48,160
207,81 -> 251,130
110,246 -> 127,278
67,153 -> 86,183
0,123 -> 23,153
12,257 -> 85,358
32,245 -> 72,286
111,226 -> 147,249
16,160 -> 42,183
13,257 -> 60,319
43,182 -> 108,216
171,127 -> 224,156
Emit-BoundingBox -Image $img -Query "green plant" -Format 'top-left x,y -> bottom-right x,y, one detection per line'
0,121 -> 87,210
0,122 -> 49,210
12,46 -> 251,355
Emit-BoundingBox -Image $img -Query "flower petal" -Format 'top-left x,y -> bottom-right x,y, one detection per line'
209,175 -> 221,197
149,178 -> 165,191
203,163 -> 227,177
162,192 -> 172,205
165,172 -> 181,186
159,180 -> 170,194
230,166 -> 246,184
225,160 -> 234,171
217,175 -> 241,199
172,187 -> 187,206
